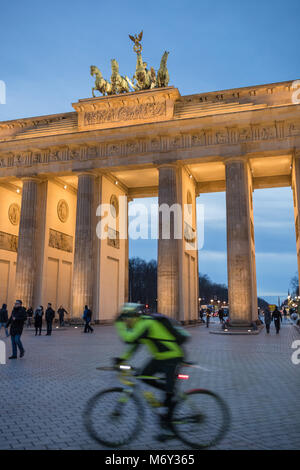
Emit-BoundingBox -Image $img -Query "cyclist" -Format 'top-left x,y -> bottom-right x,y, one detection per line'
114,303 -> 190,426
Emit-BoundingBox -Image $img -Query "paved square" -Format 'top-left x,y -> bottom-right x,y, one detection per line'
0,321 -> 299,450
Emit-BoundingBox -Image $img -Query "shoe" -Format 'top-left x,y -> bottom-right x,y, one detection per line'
159,413 -> 173,430
155,431 -> 175,442
20,351 -> 25,358
143,391 -> 163,408
9,356 -> 17,359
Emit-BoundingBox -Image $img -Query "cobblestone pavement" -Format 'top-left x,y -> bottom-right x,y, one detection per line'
0,322 -> 299,450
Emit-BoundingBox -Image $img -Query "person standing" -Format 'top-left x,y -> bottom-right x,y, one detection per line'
45,303 -> 55,336
218,308 -> 224,324
26,306 -> 33,328
0,304 -> 9,337
34,306 -> 43,336
272,306 -> 282,334
83,305 -> 94,333
283,307 -> 287,322
57,305 -> 68,327
264,308 -> 272,334
6,300 -> 27,359
206,308 -> 211,328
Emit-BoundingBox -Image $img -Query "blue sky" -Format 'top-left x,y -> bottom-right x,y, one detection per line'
1,0 -> 299,302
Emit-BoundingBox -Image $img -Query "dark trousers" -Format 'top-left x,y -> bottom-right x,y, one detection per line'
35,325 -> 42,335
11,334 -> 24,357
59,315 -> 64,327
266,323 -> 270,333
139,358 -> 182,412
206,317 -> 210,327
274,320 -> 280,333
84,321 -> 93,333
46,321 -> 53,335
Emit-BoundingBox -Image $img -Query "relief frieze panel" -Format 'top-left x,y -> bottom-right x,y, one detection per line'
48,229 -> 73,253
84,101 -> 166,126
0,119 -> 300,169
0,231 -> 18,252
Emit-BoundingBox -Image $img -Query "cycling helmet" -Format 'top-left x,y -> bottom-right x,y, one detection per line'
119,303 -> 144,317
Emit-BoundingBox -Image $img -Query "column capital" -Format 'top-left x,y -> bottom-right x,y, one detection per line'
157,162 -> 179,170
19,176 -> 40,183
224,156 -> 249,166
74,171 -> 97,178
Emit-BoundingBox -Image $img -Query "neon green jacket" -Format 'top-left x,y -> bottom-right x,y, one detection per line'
115,315 -> 188,361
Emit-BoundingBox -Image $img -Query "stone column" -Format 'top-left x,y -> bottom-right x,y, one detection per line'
157,164 -> 180,318
15,177 -> 40,307
225,159 -> 257,326
292,153 -> 300,290
124,197 -> 131,302
72,173 -> 96,318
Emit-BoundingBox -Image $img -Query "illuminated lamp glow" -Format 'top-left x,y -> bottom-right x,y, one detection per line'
177,374 -> 189,380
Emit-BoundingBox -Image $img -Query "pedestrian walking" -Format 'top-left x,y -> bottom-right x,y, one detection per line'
26,306 -> 33,328
218,308 -> 224,324
57,305 -> 68,327
34,306 -> 43,335
264,308 -> 272,334
6,299 -> 27,359
199,309 -> 204,323
291,311 -> 298,323
45,303 -> 55,336
0,303 -> 9,337
83,305 -> 94,333
206,308 -> 211,328
272,306 -> 282,334
283,307 -> 287,322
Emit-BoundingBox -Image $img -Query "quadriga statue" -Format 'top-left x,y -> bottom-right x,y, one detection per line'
90,32 -> 170,97
110,59 -> 131,94
90,65 -> 113,97
156,51 -> 169,88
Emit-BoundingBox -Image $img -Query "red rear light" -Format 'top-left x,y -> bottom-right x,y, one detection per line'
177,374 -> 189,380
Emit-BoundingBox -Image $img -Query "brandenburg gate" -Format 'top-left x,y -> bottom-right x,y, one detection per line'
0,36 -> 299,327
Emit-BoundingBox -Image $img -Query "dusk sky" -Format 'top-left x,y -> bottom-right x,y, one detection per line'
1,0 -> 300,303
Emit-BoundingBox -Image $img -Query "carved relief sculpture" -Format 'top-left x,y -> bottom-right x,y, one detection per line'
49,229 -> 73,253
57,199 -> 69,223
8,203 -> 21,226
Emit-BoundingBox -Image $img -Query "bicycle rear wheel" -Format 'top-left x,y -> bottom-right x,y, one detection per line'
84,387 -> 144,447
170,389 -> 230,449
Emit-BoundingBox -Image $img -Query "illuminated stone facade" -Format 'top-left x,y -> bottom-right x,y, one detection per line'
0,81 -> 299,325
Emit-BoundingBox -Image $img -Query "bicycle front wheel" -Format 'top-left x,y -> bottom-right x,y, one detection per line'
170,389 -> 230,449
84,387 -> 144,447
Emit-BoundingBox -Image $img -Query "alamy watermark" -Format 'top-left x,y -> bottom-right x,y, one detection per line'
0,80 -> 6,104
96,197 -> 204,251
291,340 -> 300,365
0,340 -> 6,365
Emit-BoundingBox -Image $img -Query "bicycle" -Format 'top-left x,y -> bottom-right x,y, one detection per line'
83,362 -> 231,449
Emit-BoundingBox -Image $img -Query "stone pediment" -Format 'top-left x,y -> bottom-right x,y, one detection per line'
72,87 -> 180,131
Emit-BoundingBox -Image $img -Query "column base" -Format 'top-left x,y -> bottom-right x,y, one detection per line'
209,320 -> 264,335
